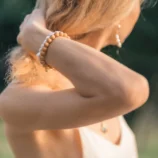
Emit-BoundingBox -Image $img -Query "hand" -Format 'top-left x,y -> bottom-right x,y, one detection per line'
17,9 -> 49,53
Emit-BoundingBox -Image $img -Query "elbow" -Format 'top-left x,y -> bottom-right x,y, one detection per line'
123,75 -> 149,111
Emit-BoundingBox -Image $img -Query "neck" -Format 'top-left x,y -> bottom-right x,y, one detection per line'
77,28 -> 114,51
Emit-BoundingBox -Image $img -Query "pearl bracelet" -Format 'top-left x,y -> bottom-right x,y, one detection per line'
37,31 -> 70,70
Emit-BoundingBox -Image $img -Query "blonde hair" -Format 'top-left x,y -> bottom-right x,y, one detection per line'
6,0 -> 140,88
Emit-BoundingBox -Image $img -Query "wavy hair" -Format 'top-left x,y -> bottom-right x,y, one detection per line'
6,0 -> 142,88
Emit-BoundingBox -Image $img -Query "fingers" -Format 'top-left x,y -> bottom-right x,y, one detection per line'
32,9 -> 43,14
20,14 -> 30,31
18,14 -> 30,44
32,9 -> 45,19
25,15 -> 30,22
17,9 -> 46,45
31,9 -> 46,27
17,34 -> 22,45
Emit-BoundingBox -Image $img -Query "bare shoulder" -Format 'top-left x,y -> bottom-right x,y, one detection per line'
0,81 -> 93,132
0,82 -> 53,125
0,81 -> 53,111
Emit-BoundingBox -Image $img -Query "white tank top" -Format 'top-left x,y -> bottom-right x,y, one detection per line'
79,116 -> 138,158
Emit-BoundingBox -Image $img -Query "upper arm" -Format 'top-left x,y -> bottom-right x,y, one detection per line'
0,83 -> 108,132
0,77 -> 149,132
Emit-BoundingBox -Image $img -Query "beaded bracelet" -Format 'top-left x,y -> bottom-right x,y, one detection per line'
37,31 -> 70,70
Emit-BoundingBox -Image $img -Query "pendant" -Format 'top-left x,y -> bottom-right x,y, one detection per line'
101,122 -> 107,133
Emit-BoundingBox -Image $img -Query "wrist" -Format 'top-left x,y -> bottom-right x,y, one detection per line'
37,31 -> 70,69
29,23 -> 52,53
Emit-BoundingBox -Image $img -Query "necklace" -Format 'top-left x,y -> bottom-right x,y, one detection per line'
100,122 -> 108,133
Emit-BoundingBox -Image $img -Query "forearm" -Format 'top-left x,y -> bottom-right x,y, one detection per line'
31,25 -> 149,101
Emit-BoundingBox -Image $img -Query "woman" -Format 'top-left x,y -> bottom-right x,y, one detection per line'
0,0 -> 149,158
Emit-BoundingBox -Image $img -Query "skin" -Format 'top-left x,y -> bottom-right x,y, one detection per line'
0,0 -> 149,158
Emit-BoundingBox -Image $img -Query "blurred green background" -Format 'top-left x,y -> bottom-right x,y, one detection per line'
0,0 -> 158,158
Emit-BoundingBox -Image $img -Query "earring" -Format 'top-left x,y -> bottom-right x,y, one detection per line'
115,24 -> 122,48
